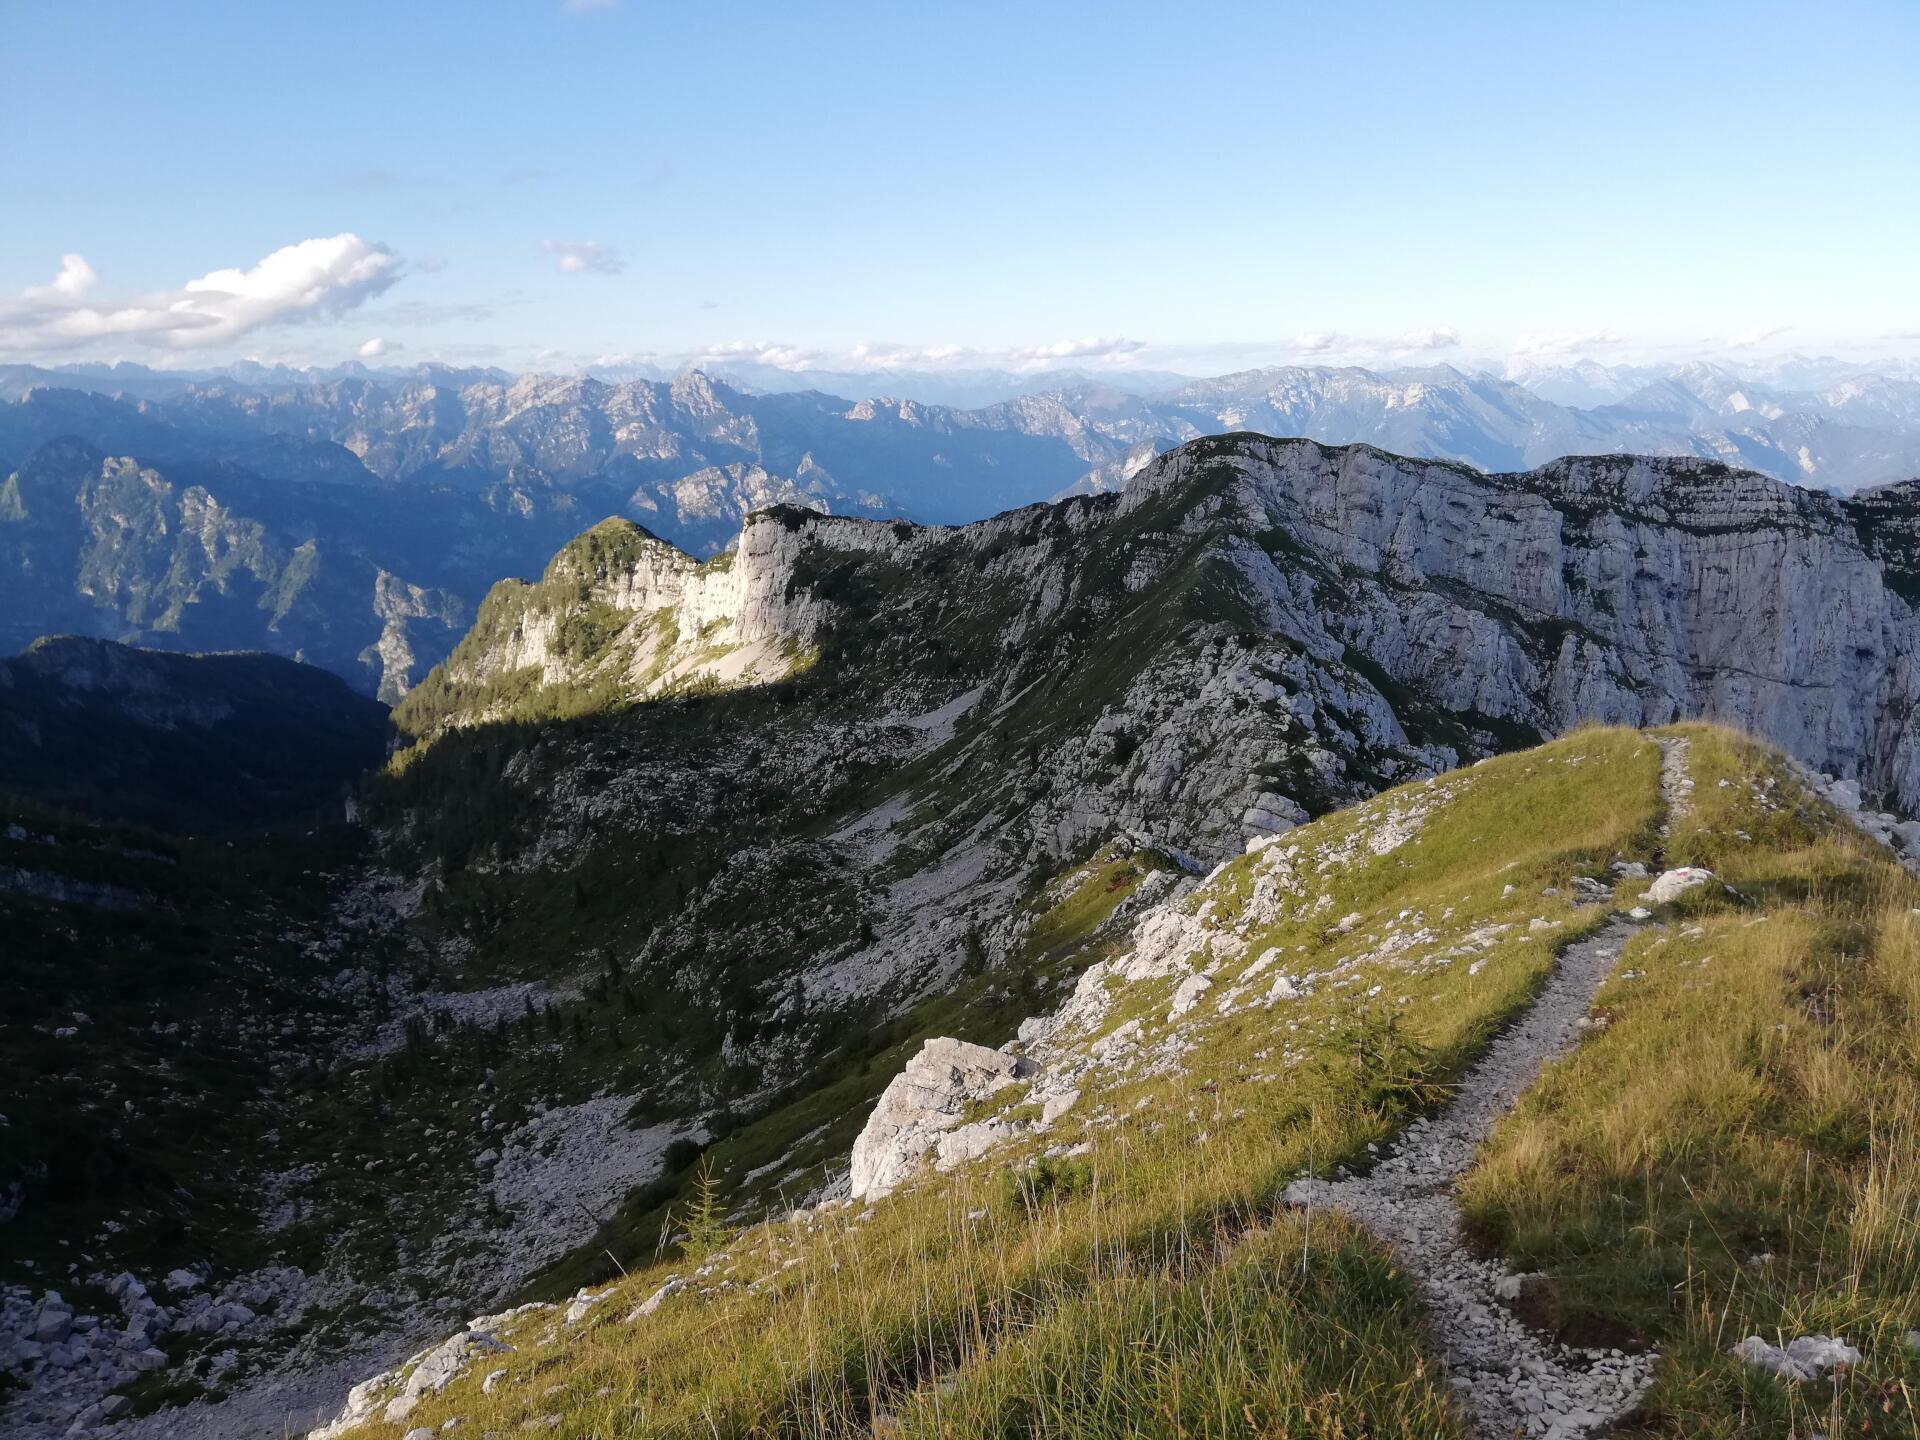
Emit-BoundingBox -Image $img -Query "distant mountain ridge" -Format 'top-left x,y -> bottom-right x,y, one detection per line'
4,358 -> 1919,703
10,355 -> 1920,501
0,635 -> 388,830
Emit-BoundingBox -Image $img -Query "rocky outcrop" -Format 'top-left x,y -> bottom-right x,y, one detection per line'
848,1039 -> 1038,1199
411,433 -> 1920,815
389,510 -> 876,736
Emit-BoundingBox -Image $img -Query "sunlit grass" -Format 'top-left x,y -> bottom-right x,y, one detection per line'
346,725 -> 1920,1437
1460,724 -> 1920,1437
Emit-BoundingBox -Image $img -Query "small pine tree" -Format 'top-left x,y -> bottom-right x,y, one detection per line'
673,1157 -> 730,1260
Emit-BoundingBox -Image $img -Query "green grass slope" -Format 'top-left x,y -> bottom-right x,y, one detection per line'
326,727 -> 1920,1439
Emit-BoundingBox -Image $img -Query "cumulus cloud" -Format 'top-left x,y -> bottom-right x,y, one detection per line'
26,254 -> 99,300
358,336 -> 399,358
592,338 -> 1151,378
796,336 -> 1148,373
543,239 -> 623,275
0,234 -> 400,354
690,340 -> 828,370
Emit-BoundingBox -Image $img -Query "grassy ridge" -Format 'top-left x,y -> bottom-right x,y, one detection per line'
347,728 -> 1672,1438
1462,725 -> 1920,1436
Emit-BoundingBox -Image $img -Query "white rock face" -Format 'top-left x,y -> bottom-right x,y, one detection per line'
848,1039 -> 1036,1199
1167,973 -> 1213,1020
1123,439 -> 1920,815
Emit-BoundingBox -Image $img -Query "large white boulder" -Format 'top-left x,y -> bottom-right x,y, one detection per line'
1640,867 -> 1717,904
849,1038 -> 1035,1199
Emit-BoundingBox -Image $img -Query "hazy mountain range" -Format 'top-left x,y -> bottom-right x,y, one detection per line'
4,356 -> 1919,699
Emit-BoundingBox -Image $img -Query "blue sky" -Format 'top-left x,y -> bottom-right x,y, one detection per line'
4,0 -> 1916,374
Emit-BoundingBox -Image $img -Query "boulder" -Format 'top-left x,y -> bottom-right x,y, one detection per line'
849,1038 -> 1036,1199
934,1119 -> 1017,1171
1167,973 -> 1212,1020
625,1276 -> 689,1321
1730,1333 -> 1860,1381
370,1328 -> 505,1427
1641,867 -> 1716,904
564,1288 -> 611,1325
31,1305 -> 72,1344
384,1394 -> 421,1424
310,1370 -> 400,1439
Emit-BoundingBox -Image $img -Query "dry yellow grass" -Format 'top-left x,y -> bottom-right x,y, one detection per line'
1462,724 -> 1920,1437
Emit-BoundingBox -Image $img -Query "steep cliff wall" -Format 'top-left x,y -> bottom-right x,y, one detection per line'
1129,438 -> 1920,807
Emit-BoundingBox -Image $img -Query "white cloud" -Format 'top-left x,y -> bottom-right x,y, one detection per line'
690,336 -> 1149,375
25,254 -> 99,300
358,336 -> 398,358
1724,323 -> 1791,349
1512,329 -> 1629,357
543,239 -> 623,275
0,234 -> 400,354
1388,327 -> 1461,352
583,338 -> 1153,378
690,340 -> 828,370
1244,329 -> 1462,364
1003,336 -> 1144,365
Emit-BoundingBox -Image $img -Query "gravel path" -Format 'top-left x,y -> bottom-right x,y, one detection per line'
1284,737 -> 1689,1437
